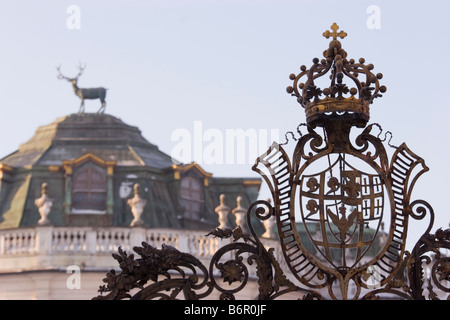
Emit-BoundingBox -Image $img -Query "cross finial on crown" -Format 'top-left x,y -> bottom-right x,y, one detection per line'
322,23 -> 347,40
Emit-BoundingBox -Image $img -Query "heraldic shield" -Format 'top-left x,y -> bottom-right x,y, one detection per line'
252,122 -> 433,299
299,154 -> 385,271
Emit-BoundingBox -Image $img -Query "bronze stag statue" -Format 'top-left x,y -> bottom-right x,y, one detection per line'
57,64 -> 107,114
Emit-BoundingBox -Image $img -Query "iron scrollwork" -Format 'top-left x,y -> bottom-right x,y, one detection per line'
94,200 -> 319,300
94,23 -> 449,300
94,125 -> 448,300
253,123 -> 447,300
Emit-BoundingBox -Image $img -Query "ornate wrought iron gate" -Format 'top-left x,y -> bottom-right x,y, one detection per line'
94,23 -> 450,300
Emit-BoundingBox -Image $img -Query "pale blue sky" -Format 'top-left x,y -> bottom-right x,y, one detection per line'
0,0 -> 448,248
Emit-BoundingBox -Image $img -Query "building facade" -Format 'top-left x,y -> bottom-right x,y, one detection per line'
0,113 -> 261,230
0,113 -> 263,299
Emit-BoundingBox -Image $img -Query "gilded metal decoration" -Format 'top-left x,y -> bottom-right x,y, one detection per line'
94,23 -> 449,300
57,63 -> 107,114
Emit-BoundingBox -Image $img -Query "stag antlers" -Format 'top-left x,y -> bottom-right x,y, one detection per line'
56,63 -> 85,81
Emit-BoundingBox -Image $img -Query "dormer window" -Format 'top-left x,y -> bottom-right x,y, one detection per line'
180,176 -> 204,220
72,167 -> 107,213
63,153 -> 116,216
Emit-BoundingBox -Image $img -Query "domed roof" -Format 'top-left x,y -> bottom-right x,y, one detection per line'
0,112 -> 261,231
1,113 -> 174,168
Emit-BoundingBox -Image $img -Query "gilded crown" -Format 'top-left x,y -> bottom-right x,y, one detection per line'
286,23 -> 386,128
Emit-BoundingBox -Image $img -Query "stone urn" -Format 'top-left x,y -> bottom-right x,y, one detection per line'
34,182 -> 53,226
232,196 -> 247,231
127,183 -> 147,227
214,194 -> 230,229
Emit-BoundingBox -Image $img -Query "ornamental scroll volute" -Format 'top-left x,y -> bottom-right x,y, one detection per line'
253,23 -> 433,299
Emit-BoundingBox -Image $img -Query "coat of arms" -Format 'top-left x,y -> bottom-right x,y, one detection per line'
299,155 -> 385,270
253,23 -> 434,299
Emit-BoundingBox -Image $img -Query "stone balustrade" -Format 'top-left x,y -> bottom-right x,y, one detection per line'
0,226 -> 286,275
0,228 -> 37,255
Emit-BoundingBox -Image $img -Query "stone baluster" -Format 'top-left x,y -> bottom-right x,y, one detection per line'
214,194 -> 230,229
